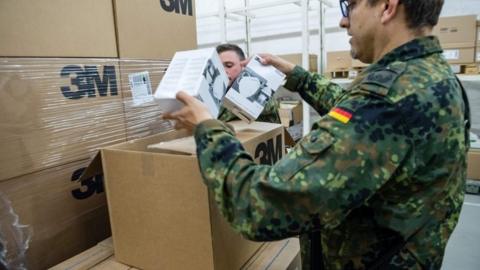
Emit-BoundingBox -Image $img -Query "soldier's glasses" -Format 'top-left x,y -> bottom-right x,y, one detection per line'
339,0 -> 354,18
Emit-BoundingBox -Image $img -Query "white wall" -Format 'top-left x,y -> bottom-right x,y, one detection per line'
196,0 -> 480,56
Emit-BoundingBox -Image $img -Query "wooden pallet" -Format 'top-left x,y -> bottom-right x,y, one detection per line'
329,70 -> 349,78
329,67 -> 367,79
452,63 -> 480,74
50,237 -> 301,270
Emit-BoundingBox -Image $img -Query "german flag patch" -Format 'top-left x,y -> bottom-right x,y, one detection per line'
328,107 -> 352,124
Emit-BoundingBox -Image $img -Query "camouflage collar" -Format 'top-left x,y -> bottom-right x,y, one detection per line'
375,36 -> 442,67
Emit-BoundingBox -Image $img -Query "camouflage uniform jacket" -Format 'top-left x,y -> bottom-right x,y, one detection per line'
194,36 -> 470,269
217,96 -> 281,123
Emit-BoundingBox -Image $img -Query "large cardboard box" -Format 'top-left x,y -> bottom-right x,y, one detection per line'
442,47 -> 475,64
99,121 -> 284,269
467,149 -> 480,180
0,160 -> 110,270
119,59 -> 174,140
0,0 -> 117,57
433,15 -> 477,48
278,54 -> 318,72
0,58 -> 126,181
327,51 -> 352,72
114,0 -> 198,59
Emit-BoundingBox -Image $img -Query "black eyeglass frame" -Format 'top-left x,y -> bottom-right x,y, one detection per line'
340,0 -> 403,18
339,0 -> 352,18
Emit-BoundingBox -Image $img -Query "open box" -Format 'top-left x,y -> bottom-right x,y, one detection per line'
80,121 -> 285,269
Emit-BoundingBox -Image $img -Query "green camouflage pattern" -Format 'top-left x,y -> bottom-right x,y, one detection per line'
194,36 -> 469,269
217,98 -> 281,123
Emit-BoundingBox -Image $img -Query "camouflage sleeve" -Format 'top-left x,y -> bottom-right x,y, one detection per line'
217,99 -> 280,124
194,93 -> 411,241
256,98 -> 280,123
284,65 -> 347,115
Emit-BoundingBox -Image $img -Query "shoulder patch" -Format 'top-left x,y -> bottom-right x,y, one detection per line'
360,61 -> 407,96
328,107 -> 353,124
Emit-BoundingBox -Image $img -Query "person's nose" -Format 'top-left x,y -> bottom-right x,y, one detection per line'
339,16 -> 349,29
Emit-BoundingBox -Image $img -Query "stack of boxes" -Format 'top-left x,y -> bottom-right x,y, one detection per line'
278,53 -> 318,72
433,15 -> 478,73
0,0 -> 196,269
325,15 -> 479,77
326,51 -> 368,78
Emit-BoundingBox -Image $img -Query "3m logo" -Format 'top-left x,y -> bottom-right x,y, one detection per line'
254,134 -> 283,165
60,65 -> 118,100
71,168 -> 104,200
160,0 -> 193,16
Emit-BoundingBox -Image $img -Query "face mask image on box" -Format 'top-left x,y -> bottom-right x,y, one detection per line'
201,59 -> 226,108
231,68 -> 271,107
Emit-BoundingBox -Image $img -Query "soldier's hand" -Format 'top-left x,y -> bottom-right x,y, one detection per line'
163,91 -> 213,130
258,54 -> 296,75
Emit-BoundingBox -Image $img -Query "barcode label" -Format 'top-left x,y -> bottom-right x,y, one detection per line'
128,71 -> 153,106
443,50 -> 459,60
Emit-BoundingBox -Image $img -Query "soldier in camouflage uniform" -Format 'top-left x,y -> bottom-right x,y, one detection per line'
216,43 -> 280,123
165,0 -> 470,269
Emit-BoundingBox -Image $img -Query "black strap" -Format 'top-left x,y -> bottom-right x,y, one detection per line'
310,231 -> 324,270
455,76 -> 471,147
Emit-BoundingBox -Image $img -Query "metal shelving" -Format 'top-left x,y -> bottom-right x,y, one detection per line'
198,0 -> 335,135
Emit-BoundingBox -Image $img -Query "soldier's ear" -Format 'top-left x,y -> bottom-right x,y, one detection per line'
380,0 -> 400,24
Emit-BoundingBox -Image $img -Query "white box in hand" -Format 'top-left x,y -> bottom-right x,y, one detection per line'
223,55 -> 286,122
154,48 -> 228,118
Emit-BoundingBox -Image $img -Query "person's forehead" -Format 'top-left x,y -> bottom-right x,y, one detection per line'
219,50 -> 241,62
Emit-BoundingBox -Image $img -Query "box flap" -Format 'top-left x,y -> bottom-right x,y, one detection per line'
147,136 -> 196,155
78,151 -> 103,182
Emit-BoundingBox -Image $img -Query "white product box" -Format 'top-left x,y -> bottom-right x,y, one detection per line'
154,48 -> 228,118
223,55 -> 285,122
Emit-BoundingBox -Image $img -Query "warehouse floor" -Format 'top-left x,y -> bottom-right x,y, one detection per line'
442,194 -> 480,270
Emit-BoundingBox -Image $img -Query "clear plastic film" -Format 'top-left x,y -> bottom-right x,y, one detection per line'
0,192 -> 32,270
0,58 -> 174,182
0,57 -> 175,269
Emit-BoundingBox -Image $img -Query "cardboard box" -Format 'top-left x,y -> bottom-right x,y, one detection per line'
278,54 -> 318,72
0,160 -> 111,270
97,121 -> 284,269
119,59 -> 175,140
279,100 -> 303,127
433,15 -> 477,48
467,149 -> 480,180
0,0 -> 117,57
327,51 -> 352,72
114,0 -> 198,59
0,58 -> 127,181
442,47 -> 475,64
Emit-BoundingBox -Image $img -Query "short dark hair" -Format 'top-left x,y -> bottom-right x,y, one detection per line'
216,43 -> 246,61
367,0 -> 444,29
